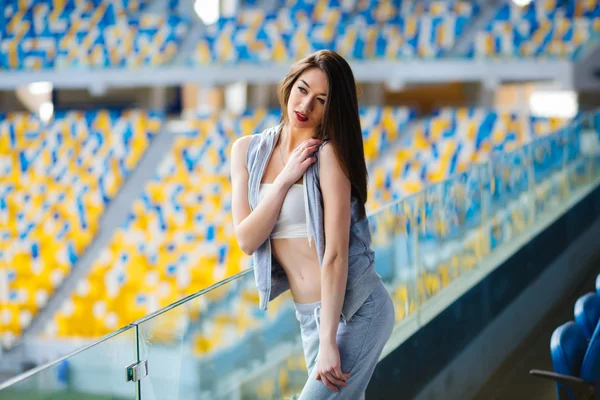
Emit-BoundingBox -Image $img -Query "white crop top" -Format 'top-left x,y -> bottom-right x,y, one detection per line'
258,183 -> 309,239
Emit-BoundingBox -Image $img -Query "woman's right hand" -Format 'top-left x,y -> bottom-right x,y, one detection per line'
274,138 -> 323,188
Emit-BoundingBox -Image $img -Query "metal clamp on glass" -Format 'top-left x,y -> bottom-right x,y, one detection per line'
126,360 -> 148,382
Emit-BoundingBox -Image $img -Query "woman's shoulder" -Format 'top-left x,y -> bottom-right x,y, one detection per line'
232,134 -> 254,148
316,140 -> 337,167
231,135 -> 254,158
319,139 -> 332,152
233,125 -> 279,149
232,125 -> 280,166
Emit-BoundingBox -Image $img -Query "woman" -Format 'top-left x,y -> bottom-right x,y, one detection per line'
231,50 -> 395,399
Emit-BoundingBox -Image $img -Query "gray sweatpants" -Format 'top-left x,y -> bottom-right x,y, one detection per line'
293,282 -> 395,399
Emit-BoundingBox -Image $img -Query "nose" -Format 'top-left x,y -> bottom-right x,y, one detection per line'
301,98 -> 314,113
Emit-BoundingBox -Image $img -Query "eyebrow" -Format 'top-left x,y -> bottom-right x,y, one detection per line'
300,79 -> 327,96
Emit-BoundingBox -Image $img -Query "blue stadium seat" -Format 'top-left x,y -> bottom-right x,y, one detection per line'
596,274 -> 600,296
0,1 -> 188,70
581,322 -> 600,400
530,321 -> 596,400
575,293 -> 600,339
551,323 -> 589,399
192,1 -> 476,65
473,1 -> 600,60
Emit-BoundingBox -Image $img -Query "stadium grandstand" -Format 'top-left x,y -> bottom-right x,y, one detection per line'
0,0 -> 600,398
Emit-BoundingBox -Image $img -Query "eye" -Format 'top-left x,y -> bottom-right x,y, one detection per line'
298,86 -> 307,94
317,98 -> 325,105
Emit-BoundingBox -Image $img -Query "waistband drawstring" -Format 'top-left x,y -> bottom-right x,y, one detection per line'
313,305 -> 348,329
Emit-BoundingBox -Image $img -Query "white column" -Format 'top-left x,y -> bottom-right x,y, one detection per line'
220,0 -> 239,18
225,82 -> 248,114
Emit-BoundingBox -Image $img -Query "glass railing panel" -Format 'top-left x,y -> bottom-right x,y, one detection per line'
462,164 -> 493,272
394,195 -> 422,320
371,205 -> 397,284
591,112 -> 600,179
563,121 -> 588,194
532,130 -> 566,218
238,351 -> 307,400
487,154 -> 510,252
371,195 -> 420,323
438,167 -> 486,285
134,270 -> 306,400
478,160 -> 494,259
416,184 -> 444,302
590,112 -> 600,179
504,149 -> 527,240
0,326 -> 136,400
487,144 -> 535,252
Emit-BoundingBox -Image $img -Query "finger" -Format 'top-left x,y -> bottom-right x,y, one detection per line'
320,374 -> 339,392
315,371 -> 321,381
301,151 -> 318,163
334,367 -> 347,382
326,372 -> 348,387
296,139 -> 321,152
300,145 -> 320,158
296,139 -> 312,150
300,155 -> 317,169
299,142 -> 319,151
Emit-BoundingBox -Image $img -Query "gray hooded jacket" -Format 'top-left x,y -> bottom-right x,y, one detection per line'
246,124 -> 382,323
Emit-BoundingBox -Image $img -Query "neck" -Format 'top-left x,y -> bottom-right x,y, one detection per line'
280,124 -> 315,153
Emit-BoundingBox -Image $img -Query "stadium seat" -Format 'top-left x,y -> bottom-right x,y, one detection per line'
473,1 -> 600,60
4,0 -> 598,70
192,0 -> 477,65
367,108 -> 566,210
0,0 -> 189,70
575,293 -> 600,339
596,274 -> 600,295
531,321 -> 599,400
0,109 -> 163,347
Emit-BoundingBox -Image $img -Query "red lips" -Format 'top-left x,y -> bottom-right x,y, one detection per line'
295,111 -> 308,122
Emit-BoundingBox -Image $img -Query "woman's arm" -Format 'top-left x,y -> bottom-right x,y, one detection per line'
316,143 -> 352,391
230,135 -> 321,255
230,136 -> 288,255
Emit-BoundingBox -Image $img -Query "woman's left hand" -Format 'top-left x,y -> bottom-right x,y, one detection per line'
315,342 -> 351,392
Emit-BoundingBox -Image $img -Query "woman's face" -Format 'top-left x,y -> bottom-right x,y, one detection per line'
286,67 -> 328,131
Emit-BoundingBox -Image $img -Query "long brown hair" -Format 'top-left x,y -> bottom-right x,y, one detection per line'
277,50 -> 368,219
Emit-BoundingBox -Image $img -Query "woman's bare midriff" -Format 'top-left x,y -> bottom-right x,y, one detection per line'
271,237 -> 322,304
